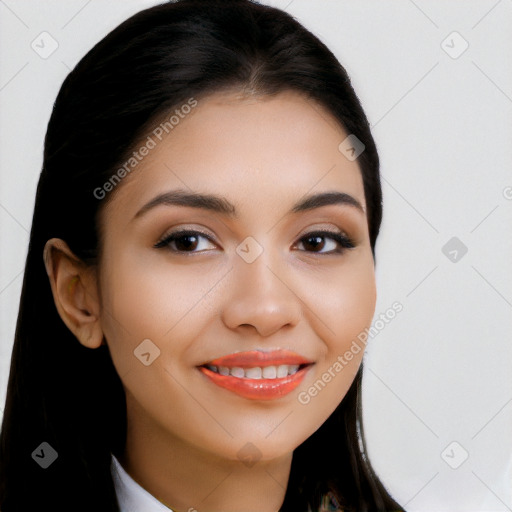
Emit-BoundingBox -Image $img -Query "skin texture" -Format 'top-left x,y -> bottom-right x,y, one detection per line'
44,90 -> 377,512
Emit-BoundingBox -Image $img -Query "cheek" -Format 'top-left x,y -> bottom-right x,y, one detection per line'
325,256 -> 376,378
292,253 -> 375,424
300,253 -> 376,351
98,247 -> 226,369
100,252 -> 165,343
330,261 -> 376,347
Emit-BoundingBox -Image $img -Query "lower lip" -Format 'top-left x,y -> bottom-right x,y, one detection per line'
198,365 -> 311,400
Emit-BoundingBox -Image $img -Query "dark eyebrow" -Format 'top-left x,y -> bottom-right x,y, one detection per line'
291,191 -> 364,214
133,189 -> 364,220
134,189 -> 237,219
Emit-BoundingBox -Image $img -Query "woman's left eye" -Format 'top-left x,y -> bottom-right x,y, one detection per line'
294,231 -> 354,254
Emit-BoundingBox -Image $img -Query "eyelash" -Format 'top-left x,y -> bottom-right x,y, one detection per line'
154,229 -> 355,255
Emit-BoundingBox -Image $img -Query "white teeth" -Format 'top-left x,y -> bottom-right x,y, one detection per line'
277,364 -> 289,378
262,366 -> 277,379
206,364 -> 302,379
230,367 -> 245,378
218,366 -> 230,376
245,367 -> 262,379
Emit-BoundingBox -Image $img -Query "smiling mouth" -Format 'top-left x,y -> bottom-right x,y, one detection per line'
198,349 -> 313,400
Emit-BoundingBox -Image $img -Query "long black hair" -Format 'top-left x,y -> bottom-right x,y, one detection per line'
0,1 -> 403,510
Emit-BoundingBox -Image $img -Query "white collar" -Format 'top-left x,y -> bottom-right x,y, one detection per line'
110,453 -> 175,512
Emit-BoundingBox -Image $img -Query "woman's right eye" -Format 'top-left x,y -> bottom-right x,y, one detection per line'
154,230 -> 217,253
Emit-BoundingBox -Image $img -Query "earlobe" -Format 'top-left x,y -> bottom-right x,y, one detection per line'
43,238 -> 105,349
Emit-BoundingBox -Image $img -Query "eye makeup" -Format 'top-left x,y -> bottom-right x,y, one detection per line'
154,227 -> 355,255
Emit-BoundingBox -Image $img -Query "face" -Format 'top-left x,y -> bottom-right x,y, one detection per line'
96,90 -> 376,462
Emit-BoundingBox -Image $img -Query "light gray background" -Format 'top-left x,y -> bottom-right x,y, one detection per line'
1,1 -> 511,510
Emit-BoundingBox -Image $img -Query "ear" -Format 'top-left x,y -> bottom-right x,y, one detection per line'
43,238 -> 104,349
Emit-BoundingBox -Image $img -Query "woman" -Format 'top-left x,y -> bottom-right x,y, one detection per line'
0,1 -> 404,510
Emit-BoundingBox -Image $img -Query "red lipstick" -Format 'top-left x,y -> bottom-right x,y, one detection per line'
198,349 -> 313,401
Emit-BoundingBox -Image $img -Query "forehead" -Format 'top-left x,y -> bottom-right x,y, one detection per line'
101,90 -> 366,221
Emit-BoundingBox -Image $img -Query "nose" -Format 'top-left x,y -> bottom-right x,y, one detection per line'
220,249 -> 302,338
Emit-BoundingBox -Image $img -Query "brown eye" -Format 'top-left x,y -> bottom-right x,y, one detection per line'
295,231 -> 354,254
173,234 -> 200,251
154,230 -> 217,253
301,235 -> 328,252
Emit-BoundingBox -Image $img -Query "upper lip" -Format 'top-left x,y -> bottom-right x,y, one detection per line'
200,349 -> 314,368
